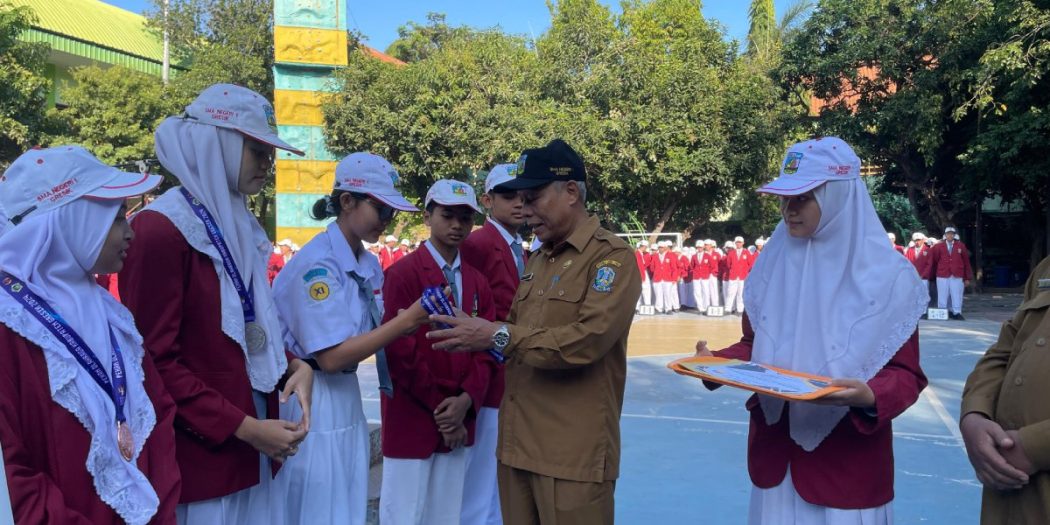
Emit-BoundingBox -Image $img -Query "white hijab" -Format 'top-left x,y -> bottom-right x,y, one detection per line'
743,178 -> 928,451
147,116 -> 286,392
0,199 -> 159,524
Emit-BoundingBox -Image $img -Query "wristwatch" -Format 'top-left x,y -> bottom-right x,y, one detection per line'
491,324 -> 510,354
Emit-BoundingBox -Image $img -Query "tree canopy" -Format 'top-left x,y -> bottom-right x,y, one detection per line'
324,0 -> 794,238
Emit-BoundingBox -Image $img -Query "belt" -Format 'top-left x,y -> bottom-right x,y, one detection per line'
302,358 -> 357,375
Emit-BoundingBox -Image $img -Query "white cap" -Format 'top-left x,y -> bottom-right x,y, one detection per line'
183,84 -> 304,156
639,240 -> 650,247
400,238 -> 410,246
1,146 -> 162,226
425,179 -> 481,213
704,239 -> 715,246
695,240 -> 704,247
484,164 -> 518,193
944,226 -> 957,234
334,152 -> 418,211
758,137 -> 861,196
912,232 -> 926,241
277,238 -> 293,247
724,241 -> 734,248
887,232 -> 896,240
755,238 -> 766,246
290,243 -> 300,251
385,235 -> 397,243
734,236 -> 745,243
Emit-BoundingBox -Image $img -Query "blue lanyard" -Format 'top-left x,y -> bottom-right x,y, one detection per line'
0,272 -> 128,424
179,188 -> 256,323
421,286 -> 505,363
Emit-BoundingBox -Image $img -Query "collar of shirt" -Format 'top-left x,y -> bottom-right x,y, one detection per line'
423,239 -> 463,304
487,217 -> 523,247
539,214 -> 600,257
325,222 -> 378,282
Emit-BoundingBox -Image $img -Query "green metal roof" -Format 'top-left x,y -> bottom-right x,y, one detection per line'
10,0 -> 178,71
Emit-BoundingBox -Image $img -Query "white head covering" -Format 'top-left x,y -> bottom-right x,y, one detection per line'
744,178 -> 927,451
0,199 -> 159,524
146,116 -> 286,391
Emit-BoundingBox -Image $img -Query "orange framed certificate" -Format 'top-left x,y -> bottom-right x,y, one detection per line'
667,356 -> 845,401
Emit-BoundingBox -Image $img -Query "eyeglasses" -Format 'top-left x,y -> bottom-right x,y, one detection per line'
361,197 -> 398,221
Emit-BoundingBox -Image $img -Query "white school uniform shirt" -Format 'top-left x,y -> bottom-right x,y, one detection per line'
423,240 -> 463,307
274,222 -> 384,358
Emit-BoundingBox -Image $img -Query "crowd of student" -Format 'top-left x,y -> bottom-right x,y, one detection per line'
0,81 -> 1045,525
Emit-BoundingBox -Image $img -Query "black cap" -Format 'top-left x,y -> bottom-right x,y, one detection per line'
500,139 -> 586,191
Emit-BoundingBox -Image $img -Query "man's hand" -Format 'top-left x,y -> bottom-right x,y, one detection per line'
961,412 -> 1030,490
282,359 -> 313,432
808,379 -> 876,408
441,424 -> 468,449
434,393 -> 472,431
426,314 -> 500,352
1002,430 -> 1038,476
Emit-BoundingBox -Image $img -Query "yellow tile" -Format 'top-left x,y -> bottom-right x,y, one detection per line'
276,226 -> 326,248
276,159 -> 337,194
274,26 -> 348,66
273,89 -> 327,127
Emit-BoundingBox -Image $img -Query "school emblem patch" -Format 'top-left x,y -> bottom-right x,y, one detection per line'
264,106 -> 277,131
592,266 -> 616,293
308,281 -> 330,301
783,152 -> 803,174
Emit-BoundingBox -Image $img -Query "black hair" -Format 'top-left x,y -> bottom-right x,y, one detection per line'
425,201 -> 438,213
309,190 -> 367,220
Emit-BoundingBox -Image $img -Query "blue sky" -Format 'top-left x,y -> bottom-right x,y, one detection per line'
105,0 -> 799,52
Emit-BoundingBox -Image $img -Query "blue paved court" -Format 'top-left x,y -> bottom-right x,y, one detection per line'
358,316 -> 998,524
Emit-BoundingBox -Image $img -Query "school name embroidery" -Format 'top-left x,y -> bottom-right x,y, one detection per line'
35,178 -> 77,203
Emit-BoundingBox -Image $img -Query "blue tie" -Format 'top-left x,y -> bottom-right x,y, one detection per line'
510,241 -> 525,278
442,264 -> 460,307
349,271 -> 393,398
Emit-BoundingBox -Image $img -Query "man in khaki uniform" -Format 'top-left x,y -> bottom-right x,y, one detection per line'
961,255 -> 1050,523
428,139 -> 640,524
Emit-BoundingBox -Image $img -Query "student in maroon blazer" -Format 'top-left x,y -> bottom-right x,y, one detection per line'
379,179 -> 498,524
926,227 -> 973,319
696,138 -> 928,521
119,84 -> 313,523
0,147 -> 179,524
460,164 -> 527,525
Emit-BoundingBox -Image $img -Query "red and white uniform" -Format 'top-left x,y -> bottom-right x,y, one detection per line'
725,248 -> 753,313
713,314 -> 926,510
651,250 -> 678,313
691,250 -> 716,310
378,246 -> 403,271
927,239 -> 972,315
635,250 -> 653,308
379,245 -> 497,524
904,245 -> 930,280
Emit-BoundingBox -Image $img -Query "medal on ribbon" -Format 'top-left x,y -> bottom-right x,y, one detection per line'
180,188 -> 267,353
2,272 -> 136,461
420,286 -> 505,363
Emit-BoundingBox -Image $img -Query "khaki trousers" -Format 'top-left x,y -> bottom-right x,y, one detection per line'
498,462 -> 615,525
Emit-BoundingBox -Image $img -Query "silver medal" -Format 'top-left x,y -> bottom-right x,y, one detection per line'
244,321 -> 268,353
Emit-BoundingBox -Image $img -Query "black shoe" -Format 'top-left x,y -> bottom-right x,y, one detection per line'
920,313 -> 928,320
954,313 -> 965,321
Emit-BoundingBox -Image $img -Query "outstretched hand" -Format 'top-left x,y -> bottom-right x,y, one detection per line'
426,312 -> 499,352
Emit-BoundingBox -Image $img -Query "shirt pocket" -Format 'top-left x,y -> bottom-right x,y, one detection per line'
544,284 -> 586,322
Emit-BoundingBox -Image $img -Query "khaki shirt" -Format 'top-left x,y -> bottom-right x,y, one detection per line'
497,215 -> 641,483
962,256 -> 1050,523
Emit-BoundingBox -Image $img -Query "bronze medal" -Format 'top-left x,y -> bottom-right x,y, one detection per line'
117,421 -> 134,461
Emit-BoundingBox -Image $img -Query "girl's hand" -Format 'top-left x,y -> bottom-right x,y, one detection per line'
694,340 -> 713,357
809,378 -> 875,408
281,359 -> 314,432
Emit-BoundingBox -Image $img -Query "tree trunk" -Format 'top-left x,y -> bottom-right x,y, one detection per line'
647,196 -> 680,244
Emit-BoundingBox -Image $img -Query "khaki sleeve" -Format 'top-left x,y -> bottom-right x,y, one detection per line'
1019,419 -> 1050,471
959,273 -> 1036,419
506,247 -> 641,370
